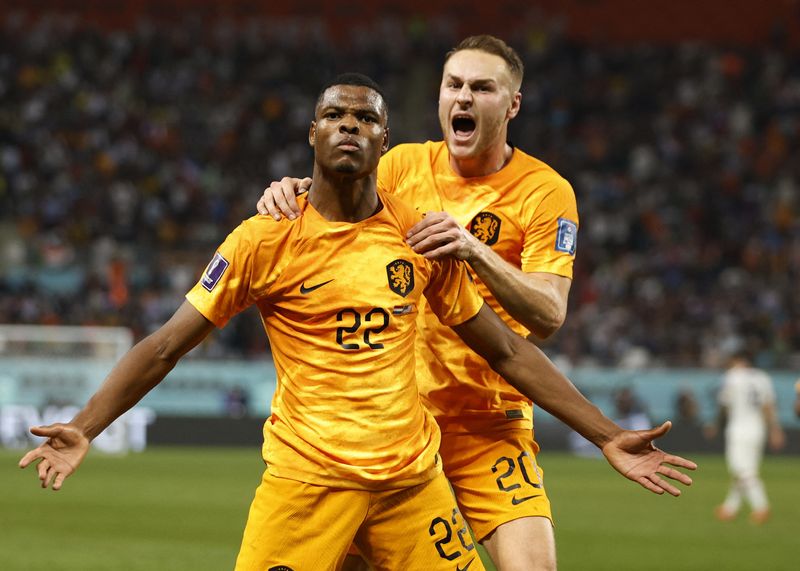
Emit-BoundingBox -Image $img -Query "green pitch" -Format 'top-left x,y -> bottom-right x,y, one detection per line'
2,449 -> 795,570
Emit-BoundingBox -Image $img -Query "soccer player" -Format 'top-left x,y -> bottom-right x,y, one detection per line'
257,36 -> 599,570
20,74 -> 694,571
707,351 -> 785,524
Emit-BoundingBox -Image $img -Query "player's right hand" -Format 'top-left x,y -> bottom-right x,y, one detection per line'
18,423 -> 91,491
256,176 -> 311,221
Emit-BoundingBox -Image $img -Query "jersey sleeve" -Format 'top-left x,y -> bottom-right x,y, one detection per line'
758,372 -> 776,405
520,175 -> 579,277
186,221 -> 259,328
423,258 -> 484,327
377,146 -> 403,195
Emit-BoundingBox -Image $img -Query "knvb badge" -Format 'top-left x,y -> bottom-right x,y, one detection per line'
555,218 -> 577,255
386,259 -> 414,297
201,252 -> 229,292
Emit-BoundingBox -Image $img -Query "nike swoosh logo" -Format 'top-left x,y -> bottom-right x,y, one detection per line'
511,494 -> 541,505
300,279 -> 334,294
456,557 -> 475,571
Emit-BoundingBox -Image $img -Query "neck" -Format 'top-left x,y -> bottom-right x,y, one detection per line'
450,141 -> 513,178
307,165 -> 380,222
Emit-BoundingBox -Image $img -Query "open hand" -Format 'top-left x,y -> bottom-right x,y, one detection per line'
18,423 -> 91,491
601,421 -> 697,496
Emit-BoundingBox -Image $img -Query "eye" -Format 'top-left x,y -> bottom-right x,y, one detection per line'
360,114 -> 377,123
447,81 -> 462,89
325,111 -> 341,119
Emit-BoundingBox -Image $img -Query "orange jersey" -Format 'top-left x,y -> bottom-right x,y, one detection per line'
378,141 -> 578,429
186,190 -> 483,490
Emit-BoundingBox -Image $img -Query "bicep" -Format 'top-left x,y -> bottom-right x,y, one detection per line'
526,272 -> 572,309
150,301 -> 216,362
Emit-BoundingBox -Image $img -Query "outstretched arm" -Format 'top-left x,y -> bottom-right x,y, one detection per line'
19,302 -> 215,490
452,303 -> 697,496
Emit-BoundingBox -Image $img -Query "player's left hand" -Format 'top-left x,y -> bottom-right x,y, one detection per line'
406,211 -> 480,261
768,426 -> 786,451
601,420 -> 697,496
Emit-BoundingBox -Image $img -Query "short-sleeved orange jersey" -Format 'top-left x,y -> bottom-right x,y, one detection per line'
186,190 -> 483,490
378,141 -> 578,430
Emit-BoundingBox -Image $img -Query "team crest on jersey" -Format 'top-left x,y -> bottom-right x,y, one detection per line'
386,259 -> 415,297
201,252 -> 229,292
555,218 -> 577,255
469,212 -> 501,246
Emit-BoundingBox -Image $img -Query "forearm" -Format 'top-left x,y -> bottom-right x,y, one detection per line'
763,404 -> 782,432
71,301 -> 213,440
71,334 -> 180,440
493,337 -> 621,447
467,243 -> 565,338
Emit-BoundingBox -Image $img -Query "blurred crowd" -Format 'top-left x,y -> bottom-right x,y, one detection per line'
1,13 -> 798,367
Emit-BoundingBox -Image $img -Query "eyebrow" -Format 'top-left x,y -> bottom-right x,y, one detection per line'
444,74 -> 498,87
320,104 -> 380,115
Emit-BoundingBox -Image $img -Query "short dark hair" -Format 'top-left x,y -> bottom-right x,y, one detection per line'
731,348 -> 754,365
445,35 -> 524,90
316,72 -> 386,112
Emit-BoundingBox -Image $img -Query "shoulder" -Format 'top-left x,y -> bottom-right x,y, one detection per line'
378,191 -> 423,228
510,148 -> 574,195
384,140 -> 445,163
238,213 -> 293,236
228,214 -> 297,254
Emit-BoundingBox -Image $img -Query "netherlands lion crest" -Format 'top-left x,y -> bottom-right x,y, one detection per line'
469,212 -> 501,245
386,259 -> 414,297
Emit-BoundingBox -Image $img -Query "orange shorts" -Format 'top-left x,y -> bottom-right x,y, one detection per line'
440,427 -> 552,542
234,469 -> 486,571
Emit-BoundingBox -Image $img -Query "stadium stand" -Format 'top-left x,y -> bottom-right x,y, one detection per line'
0,6 -> 798,369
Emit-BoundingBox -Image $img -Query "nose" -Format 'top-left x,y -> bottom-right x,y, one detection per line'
456,84 -> 473,107
339,115 -> 359,134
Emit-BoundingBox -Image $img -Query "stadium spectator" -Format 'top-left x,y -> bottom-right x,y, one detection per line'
674,387 -> 701,428
706,351 -> 785,524
223,386 -> 249,418
1,13 -> 798,367
613,386 -> 651,432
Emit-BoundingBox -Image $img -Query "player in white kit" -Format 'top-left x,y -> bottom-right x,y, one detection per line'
709,352 -> 785,523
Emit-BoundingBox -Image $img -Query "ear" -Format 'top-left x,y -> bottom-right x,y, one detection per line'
507,91 -> 521,120
308,121 -> 316,147
381,126 -> 390,154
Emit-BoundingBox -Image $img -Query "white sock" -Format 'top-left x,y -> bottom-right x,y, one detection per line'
742,475 -> 769,512
722,480 -> 743,514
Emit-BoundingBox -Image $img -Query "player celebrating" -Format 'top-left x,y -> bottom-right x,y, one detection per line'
21,74 -> 694,571
258,36 -> 583,570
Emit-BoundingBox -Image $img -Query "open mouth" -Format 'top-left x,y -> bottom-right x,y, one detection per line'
452,116 -> 476,138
